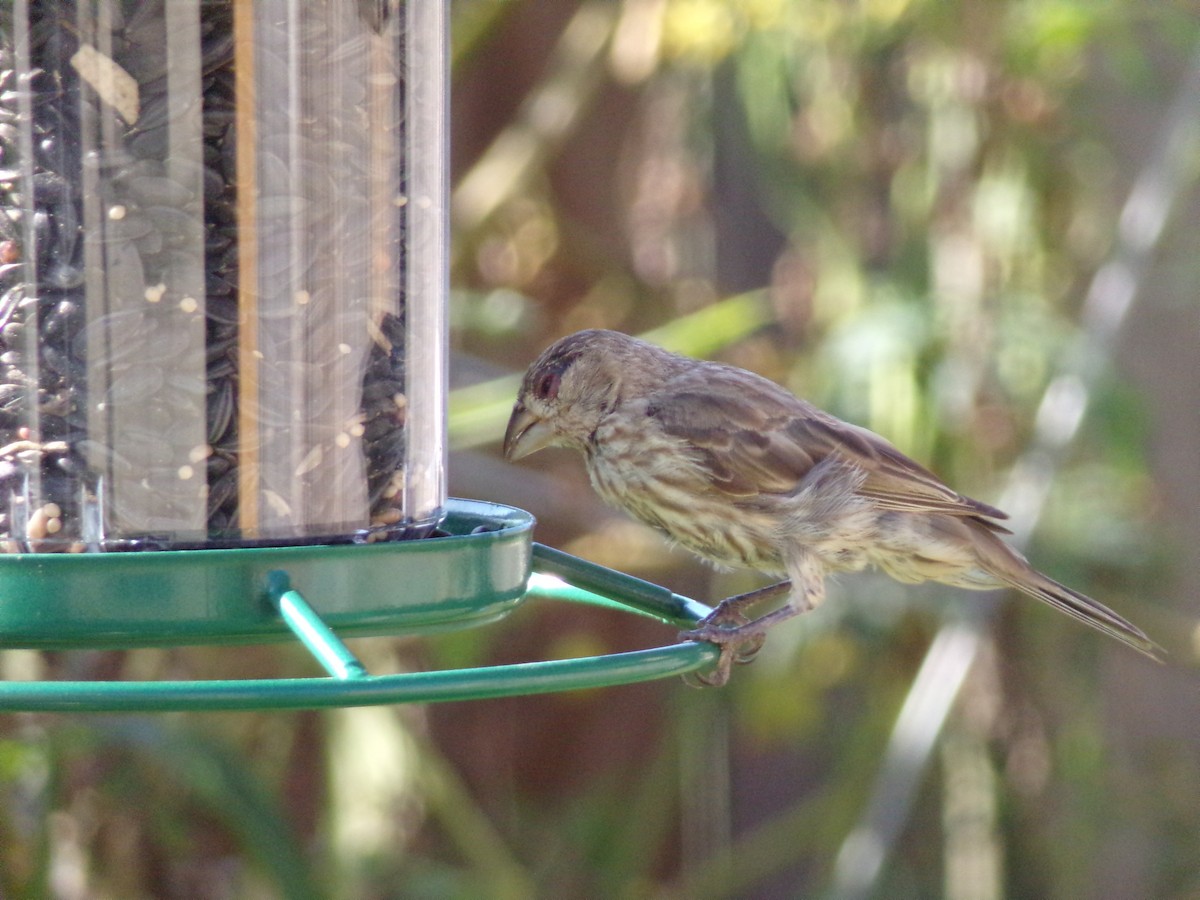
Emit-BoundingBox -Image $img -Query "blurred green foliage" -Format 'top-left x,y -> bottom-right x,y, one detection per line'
2,0 -> 1198,897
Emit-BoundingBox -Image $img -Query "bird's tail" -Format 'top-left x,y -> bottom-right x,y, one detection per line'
961,522 -> 1162,660
1003,567 -> 1163,661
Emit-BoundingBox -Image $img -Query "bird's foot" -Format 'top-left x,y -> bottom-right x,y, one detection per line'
679,600 -> 769,688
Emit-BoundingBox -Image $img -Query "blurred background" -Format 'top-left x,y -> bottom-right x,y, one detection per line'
3,0 -> 1200,896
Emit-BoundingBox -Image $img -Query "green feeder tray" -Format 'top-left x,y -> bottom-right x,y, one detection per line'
0,499 -> 719,711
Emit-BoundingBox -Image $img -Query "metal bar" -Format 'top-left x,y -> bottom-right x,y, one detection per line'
0,643 -> 716,713
0,560 -> 720,712
531,543 -> 713,627
269,572 -> 369,680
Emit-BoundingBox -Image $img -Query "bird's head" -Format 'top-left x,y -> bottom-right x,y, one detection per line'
503,329 -> 677,460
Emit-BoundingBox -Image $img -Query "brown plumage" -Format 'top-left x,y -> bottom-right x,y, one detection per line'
504,329 -> 1161,684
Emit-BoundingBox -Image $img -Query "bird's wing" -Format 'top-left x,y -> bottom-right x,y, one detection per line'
802,415 -> 1010,527
644,367 -> 822,495
645,364 -> 1009,528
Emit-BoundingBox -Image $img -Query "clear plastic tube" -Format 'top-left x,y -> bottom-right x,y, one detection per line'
0,0 -> 446,550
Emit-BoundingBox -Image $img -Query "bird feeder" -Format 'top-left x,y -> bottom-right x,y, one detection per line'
0,1 -> 716,711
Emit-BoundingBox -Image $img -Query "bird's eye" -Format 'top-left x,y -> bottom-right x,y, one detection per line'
532,370 -> 561,401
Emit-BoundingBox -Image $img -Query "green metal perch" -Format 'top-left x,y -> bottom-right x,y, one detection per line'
0,500 -> 718,712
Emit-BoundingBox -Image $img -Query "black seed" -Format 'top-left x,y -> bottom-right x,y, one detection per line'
207,376 -> 234,445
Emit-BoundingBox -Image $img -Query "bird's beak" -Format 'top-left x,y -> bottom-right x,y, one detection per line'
504,403 -> 555,460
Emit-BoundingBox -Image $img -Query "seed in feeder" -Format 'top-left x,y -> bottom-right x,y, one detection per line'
44,516 -> 62,535
294,445 -> 323,477
177,465 -> 194,480
70,43 -> 140,124
382,471 -> 405,499
4,9 -> 427,550
372,509 -> 402,526
392,392 -> 407,410
179,296 -> 199,314
366,318 -> 392,351
0,440 -> 36,459
263,490 -> 293,518
43,503 -> 61,519
26,506 -> 54,540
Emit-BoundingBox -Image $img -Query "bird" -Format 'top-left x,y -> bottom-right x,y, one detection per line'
503,328 -> 1162,685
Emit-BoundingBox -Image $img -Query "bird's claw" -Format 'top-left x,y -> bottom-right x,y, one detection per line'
678,603 -> 768,688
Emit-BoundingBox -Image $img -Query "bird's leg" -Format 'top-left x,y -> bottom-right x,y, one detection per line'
677,582 -> 791,688
703,580 -> 793,625
681,580 -> 792,686
681,558 -> 825,687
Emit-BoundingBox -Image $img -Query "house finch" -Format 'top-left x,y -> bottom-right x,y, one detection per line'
504,329 -> 1161,685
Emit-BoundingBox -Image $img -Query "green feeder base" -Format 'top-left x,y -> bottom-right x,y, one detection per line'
0,500 -> 719,711
0,499 -> 535,649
